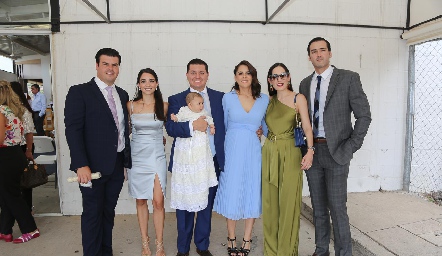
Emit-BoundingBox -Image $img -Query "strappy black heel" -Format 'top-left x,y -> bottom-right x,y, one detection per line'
239,238 -> 252,256
227,237 -> 238,256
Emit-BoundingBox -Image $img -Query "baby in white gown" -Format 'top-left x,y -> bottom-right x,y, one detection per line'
170,92 -> 218,212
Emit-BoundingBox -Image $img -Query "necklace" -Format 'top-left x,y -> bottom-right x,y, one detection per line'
135,100 -> 155,113
236,90 -> 252,97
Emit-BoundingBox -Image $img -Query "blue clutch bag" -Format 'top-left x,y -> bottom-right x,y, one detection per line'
294,94 -> 307,156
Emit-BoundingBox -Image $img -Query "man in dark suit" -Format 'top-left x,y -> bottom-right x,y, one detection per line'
64,48 -> 131,256
299,37 -> 371,256
166,58 -> 225,256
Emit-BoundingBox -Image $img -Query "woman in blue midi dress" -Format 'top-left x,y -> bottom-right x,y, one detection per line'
214,60 -> 269,256
127,68 -> 167,256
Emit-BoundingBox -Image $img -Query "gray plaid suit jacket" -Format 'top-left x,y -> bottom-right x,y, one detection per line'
299,66 -> 371,165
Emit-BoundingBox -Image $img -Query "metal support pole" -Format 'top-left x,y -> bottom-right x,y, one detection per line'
82,0 -> 111,24
403,45 -> 415,192
50,0 -> 60,32
264,0 -> 290,24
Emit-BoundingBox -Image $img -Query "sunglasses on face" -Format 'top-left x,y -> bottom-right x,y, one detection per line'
269,72 -> 289,80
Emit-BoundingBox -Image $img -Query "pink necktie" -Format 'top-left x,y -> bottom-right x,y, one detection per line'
105,86 -> 119,130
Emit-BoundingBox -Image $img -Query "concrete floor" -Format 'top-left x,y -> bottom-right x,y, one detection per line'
1,174 -> 331,256
6,176 -> 442,256
1,213 -> 327,256
30,174 -> 61,215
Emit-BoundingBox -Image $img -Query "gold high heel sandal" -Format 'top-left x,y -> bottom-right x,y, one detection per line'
155,239 -> 166,256
142,237 -> 151,256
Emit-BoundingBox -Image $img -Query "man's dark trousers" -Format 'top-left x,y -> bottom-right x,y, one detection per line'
79,152 -> 124,256
32,111 -> 45,136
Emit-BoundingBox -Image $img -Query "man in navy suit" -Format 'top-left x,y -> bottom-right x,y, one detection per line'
64,48 -> 131,256
166,58 -> 225,256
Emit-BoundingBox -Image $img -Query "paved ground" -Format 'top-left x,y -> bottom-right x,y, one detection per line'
0,213 -> 329,256
302,191 -> 442,256
2,177 -> 441,256
1,176 -> 331,256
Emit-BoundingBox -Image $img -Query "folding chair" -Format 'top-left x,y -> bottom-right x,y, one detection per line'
33,136 -> 57,188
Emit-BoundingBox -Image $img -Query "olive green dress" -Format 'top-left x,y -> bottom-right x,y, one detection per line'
262,97 -> 303,256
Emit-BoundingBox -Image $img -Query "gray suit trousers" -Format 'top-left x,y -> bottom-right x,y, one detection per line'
306,142 -> 352,256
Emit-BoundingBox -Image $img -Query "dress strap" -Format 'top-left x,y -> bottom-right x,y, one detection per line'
293,94 -> 301,126
294,93 -> 299,113
128,100 -> 133,132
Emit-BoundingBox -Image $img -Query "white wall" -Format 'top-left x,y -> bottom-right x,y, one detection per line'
53,0 -> 409,215
0,69 -> 17,81
40,55 -> 51,102
410,0 -> 442,27
22,63 -> 41,79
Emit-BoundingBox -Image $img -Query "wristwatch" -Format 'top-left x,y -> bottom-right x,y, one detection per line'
308,146 -> 315,151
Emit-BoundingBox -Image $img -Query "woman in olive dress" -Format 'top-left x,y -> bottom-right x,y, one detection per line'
261,63 -> 314,256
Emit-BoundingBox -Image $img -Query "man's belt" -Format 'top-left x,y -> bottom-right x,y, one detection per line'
313,137 -> 327,143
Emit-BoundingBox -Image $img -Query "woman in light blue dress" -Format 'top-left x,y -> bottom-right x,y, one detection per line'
126,68 -> 167,256
214,60 -> 269,256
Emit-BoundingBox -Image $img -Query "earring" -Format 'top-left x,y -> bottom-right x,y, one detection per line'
134,86 -> 140,98
270,86 -> 274,92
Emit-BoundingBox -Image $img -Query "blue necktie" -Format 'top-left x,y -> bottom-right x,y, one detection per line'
199,91 -> 216,156
313,76 -> 321,137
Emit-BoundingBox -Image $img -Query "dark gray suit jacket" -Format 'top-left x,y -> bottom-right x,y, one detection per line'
299,66 -> 371,165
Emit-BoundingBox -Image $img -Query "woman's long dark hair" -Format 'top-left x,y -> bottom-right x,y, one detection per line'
232,60 -> 261,99
133,68 -> 165,121
10,81 -> 32,112
267,63 -> 293,97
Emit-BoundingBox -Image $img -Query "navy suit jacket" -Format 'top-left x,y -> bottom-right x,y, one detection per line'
166,88 -> 225,172
64,78 -> 132,175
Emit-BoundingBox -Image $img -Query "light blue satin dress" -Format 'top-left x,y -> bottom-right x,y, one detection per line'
128,113 -> 167,199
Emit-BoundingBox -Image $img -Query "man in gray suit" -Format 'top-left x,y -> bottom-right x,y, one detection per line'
299,37 -> 371,256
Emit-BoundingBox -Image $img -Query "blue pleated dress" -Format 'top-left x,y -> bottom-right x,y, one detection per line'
214,91 -> 269,220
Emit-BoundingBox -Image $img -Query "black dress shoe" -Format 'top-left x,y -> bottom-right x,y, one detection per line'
196,249 -> 213,256
176,252 -> 189,256
312,251 -> 330,256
